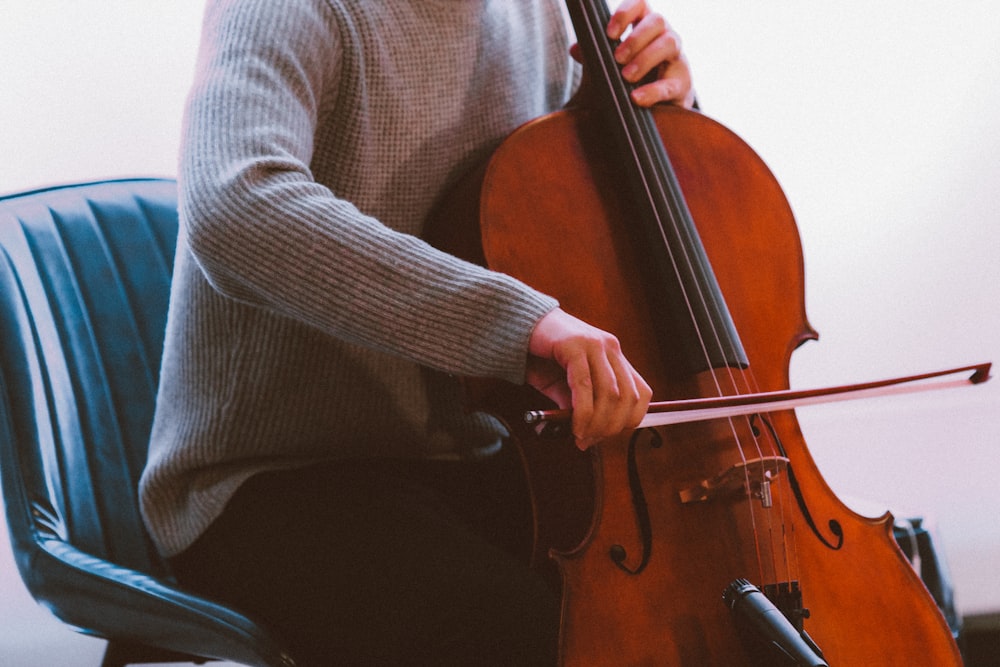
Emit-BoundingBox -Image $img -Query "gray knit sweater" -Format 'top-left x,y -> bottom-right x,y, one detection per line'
139,0 -> 577,557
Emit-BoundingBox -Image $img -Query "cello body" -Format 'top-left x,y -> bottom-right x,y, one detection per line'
431,0 -> 964,663
472,103 -> 963,665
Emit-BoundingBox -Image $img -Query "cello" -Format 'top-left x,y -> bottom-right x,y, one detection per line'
434,0 -> 973,664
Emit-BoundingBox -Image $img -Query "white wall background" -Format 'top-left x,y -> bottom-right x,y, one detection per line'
1,0 -> 997,662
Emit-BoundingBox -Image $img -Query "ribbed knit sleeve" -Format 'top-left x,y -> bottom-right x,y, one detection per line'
180,0 -> 560,383
141,0 -> 578,556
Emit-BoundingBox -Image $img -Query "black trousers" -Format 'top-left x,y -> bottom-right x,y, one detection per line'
169,447 -> 561,666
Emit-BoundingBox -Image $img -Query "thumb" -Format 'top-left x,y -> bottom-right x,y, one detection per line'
525,356 -> 572,410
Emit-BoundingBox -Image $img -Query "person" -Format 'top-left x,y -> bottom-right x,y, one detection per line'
139,0 -> 695,664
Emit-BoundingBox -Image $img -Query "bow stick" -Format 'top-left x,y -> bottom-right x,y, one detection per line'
524,362 -> 991,429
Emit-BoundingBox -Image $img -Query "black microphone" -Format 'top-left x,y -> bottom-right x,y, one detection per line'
724,579 -> 829,667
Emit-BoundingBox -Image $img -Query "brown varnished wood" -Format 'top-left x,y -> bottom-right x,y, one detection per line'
462,103 -> 964,665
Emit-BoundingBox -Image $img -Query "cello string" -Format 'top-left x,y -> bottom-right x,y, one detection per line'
576,0 -> 798,587
573,0 -> 774,582
631,112 -> 795,583
624,26 -> 801,589
572,2 -> 777,583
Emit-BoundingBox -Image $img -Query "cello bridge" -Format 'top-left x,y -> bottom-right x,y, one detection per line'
679,456 -> 789,506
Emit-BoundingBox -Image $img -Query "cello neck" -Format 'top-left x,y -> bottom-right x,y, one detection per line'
564,0 -> 747,374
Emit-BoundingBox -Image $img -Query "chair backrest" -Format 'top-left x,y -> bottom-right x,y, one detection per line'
0,179 -> 296,667
0,178 -> 178,584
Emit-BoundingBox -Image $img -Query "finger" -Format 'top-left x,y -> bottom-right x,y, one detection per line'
615,14 -> 678,74
575,344 -> 622,446
602,351 -> 636,430
525,356 -> 573,410
625,362 -> 654,428
615,20 -> 681,83
575,356 -> 651,451
631,76 -> 689,107
563,348 -> 597,445
601,349 -> 651,434
631,58 -> 694,107
606,0 -> 648,41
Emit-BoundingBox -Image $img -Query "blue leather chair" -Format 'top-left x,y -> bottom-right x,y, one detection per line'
0,179 -> 296,667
